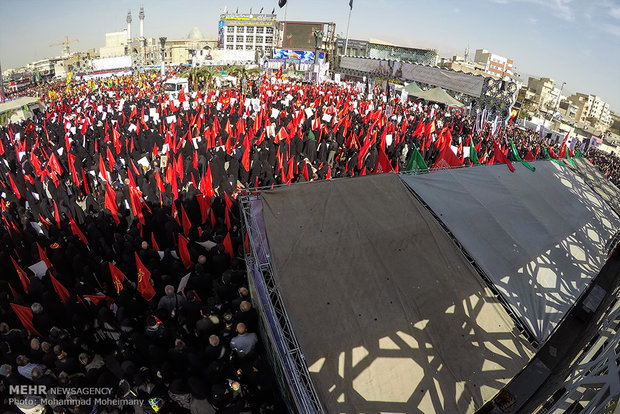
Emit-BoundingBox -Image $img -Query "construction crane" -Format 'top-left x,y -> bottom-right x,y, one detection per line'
49,36 -> 79,56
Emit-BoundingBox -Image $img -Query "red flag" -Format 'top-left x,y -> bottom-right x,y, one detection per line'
200,165 -> 215,198
106,147 -> 116,171
30,151 -> 43,176
69,215 -> 89,245
53,200 -> 61,228
242,135 -> 251,171
373,147 -> 393,174
558,133 -> 569,159
151,233 -> 160,251
50,273 -> 70,304
196,194 -> 210,224
37,242 -> 53,270
223,232 -> 234,259
83,295 -> 114,307
48,153 -> 63,176
104,183 -> 119,224
8,173 -> 21,199
11,256 -> 29,294
181,204 -> 191,236
99,154 -> 108,181
10,303 -> 42,337
135,252 -> 156,301
109,262 -> 125,294
8,282 -> 18,299
493,139 -> 515,172
431,144 -> 463,171
524,149 -> 536,162
112,127 -> 122,154
178,234 -> 193,269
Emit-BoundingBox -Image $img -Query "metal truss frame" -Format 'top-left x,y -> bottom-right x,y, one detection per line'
239,194 -> 325,414
538,290 -> 620,414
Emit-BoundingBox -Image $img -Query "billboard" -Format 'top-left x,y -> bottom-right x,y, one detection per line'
281,22 -> 323,49
220,14 -> 276,27
273,49 -> 324,62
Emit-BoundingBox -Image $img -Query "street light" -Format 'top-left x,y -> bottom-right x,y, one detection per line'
313,29 -> 323,64
546,81 -> 566,128
313,29 -> 324,84
159,37 -> 167,77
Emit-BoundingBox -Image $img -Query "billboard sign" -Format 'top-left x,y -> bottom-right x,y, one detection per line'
273,49 -> 324,62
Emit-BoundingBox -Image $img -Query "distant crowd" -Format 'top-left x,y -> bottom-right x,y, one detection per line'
0,69 -> 617,413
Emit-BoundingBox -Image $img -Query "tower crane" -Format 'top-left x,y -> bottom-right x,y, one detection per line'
49,36 -> 79,56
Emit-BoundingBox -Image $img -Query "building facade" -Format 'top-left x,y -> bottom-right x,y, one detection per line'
474,49 -> 513,78
218,13 -> 276,58
567,93 -> 612,130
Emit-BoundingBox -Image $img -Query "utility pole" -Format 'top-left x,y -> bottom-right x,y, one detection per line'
0,56 -> 5,101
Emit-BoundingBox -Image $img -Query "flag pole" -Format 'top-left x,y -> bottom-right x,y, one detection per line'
344,3 -> 352,56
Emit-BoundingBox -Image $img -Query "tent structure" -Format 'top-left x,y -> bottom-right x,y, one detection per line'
403,81 -> 422,95
401,161 -> 620,344
570,158 -> 620,217
253,173 -> 534,414
410,86 -> 464,107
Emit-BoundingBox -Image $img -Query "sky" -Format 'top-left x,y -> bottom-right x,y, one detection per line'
1,0 -> 619,111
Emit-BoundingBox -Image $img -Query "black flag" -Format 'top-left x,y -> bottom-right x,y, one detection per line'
260,7 -> 264,13
279,0 -> 287,8
349,0 -> 353,10
236,7 -> 239,13
271,7 -> 275,13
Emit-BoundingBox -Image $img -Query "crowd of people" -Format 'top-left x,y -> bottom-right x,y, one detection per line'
0,68 -> 618,413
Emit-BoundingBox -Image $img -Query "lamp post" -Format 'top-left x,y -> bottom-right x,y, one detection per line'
313,29 -> 324,84
0,57 -> 5,101
159,37 -> 167,78
546,81 -> 565,128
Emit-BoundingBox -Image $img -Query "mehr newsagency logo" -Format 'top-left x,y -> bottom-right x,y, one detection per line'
8,385 -> 144,407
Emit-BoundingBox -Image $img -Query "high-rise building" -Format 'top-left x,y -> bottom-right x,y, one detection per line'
218,13 -> 277,57
473,49 -> 513,78
567,93 -> 612,129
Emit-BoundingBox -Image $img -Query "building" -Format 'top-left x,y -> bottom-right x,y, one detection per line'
336,38 -> 437,66
99,31 -> 129,58
473,48 -> 513,78
160,27 -> 215,65
567,93 -> 612,130
558,100 -> 579,121
517,77 -> 562,113
218,13 -> 277,58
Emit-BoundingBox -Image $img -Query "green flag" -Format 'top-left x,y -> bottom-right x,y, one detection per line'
307,130 -> 315,141
406,144 -> 428,173
543,145 -> 564,166
565,146 -> 576,167
469,141 -> 480,165
510,139 -> 535,172
574,149 -> 583,158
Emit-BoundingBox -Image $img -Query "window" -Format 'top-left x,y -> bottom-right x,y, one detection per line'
265,36 -> 273,43
256,27 -> 264,34
227,27 -> 234,33
247,35 -> 255,43
246,45 -> 253,50
227,45 -> 233,50
237,36 -> 243,42
247,27 -> 255,33
266,27 -> 273,34
236,45 -> 243,50
227,35 -> 233,42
